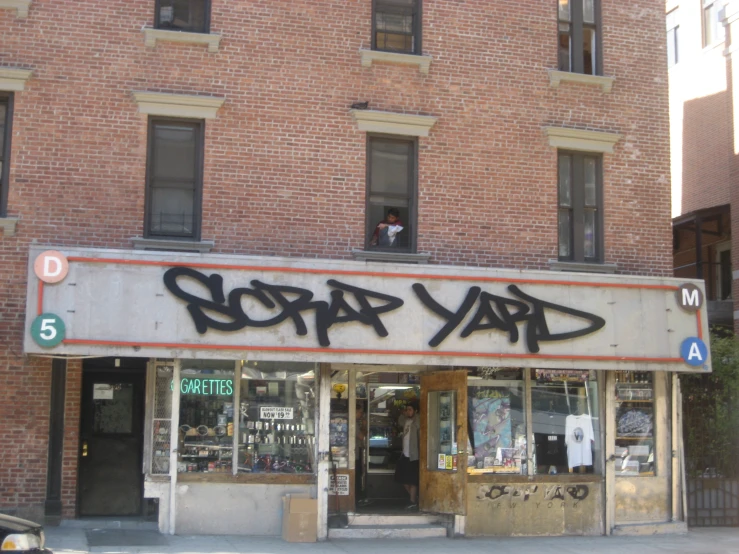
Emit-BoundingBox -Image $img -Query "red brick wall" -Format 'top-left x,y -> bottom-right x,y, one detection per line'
0,0 -> 672,518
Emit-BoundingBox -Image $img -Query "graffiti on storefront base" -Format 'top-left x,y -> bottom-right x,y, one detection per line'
477,483 -> 590,509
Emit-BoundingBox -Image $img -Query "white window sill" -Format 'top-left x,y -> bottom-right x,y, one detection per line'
132,237 -> 214,253
0,0 -> 31,18
143,28 -> 221,53
549,260 -> 618,274
0,67 -> 33,91
352,248 -> 430,264
0,217 -> 19,237
548,70 -> 615,93
359,49 -> 432,75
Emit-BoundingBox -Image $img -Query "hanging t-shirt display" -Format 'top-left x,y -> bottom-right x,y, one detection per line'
565,414 -> 594,468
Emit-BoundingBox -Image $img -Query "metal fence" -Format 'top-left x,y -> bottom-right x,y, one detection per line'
687,478 -> 739,527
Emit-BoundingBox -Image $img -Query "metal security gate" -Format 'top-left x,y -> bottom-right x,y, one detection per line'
687,478 -> 739,527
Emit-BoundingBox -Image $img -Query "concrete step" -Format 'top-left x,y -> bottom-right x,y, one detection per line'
60,518 -> 158,531
612,521 -> 688,536
328,524 -> 449,540
346,513 -> 447,526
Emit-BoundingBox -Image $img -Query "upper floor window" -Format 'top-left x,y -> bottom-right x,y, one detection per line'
666,9 -> 679,67
558,0 -> 599,75
145,119 -> 204,240
373,0 -> 421,54
366,136 -> 416,252
558,151 -> 603,263
155,0 -> 210,33
0,93 -> 12,217
703,0 -> 725,48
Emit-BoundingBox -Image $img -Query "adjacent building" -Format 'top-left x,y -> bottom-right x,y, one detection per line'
1,0 -> 705,539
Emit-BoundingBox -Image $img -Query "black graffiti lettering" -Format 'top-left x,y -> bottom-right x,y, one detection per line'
163,268 -> 404,347
485,485 -> 509,501
413,282 -> 605,352
250,280 -> 321,338
327,280 -> 404,339
508,285 -> 606,353
164,267 -> 242,333
566,485 -> 589,501
412,284 -> 481,347
460,292 -> 530,343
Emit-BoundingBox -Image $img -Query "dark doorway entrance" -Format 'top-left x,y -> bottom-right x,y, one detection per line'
78,358 -> 146,516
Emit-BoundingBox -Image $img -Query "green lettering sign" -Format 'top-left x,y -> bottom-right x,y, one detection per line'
170,378 -> 234,396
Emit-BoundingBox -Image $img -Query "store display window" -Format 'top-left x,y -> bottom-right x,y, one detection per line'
237,361 -> 316,474
177,360 -> 235,474
531,370 -> 601,475
614,371 -> 655,477
466,368 -> 526,475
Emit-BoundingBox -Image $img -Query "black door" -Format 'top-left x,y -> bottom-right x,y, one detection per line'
78,363 -> 145,516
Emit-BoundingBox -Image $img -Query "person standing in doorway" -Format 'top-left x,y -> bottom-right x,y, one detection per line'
394,401 -> 420,510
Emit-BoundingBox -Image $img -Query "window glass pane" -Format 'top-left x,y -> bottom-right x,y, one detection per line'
427,391 -> 458,471
177,362 -> 234,474
154,124 -> 196,181
667,27 -> 678,67
237,361 -> 316,474
93,383 -> 134,434
558,26 -> 571,71
158,0 -> 207,33
584,209 -> 596,259
150,187 -> 195,235
466,370 -> 526,475
371,140 -> 410,195
614,371 -> 655,477
375,0 -> 416,53
532,371 -> 601,475
720,248 -> 732,299
583,28 -> 596,75
558,0 -> 570,22
584,156 -> 597,206
558,210 -> 571,258
558,155 -> 572,207
583,0 -> 595,24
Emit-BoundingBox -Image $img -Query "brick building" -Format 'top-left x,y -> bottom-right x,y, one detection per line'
669,0 -> 738,328
1,0 -> 704,539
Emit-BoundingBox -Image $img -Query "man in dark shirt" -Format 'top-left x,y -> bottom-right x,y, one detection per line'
370,208 -> 404,247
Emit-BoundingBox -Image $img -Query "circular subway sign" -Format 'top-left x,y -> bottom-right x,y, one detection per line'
30,313 -> 66,348
676,283 -> 703,313
33,251 -> 69,284
680,337 -> 708,367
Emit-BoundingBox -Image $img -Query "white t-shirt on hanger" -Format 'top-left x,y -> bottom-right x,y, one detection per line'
565,414 -> 594,468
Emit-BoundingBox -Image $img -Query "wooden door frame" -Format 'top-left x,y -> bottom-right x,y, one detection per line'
419,369 -> 468,515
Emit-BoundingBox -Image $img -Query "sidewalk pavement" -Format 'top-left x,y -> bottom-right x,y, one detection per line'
45,524 -> 739,554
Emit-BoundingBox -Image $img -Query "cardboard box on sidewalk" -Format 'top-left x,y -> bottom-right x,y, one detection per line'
281,494 -> 317,543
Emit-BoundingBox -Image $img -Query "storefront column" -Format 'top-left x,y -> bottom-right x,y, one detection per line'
316,363 -> 331,540
604,371 -> 616,535
671,373 -> 679,521
168,360 -> 181,535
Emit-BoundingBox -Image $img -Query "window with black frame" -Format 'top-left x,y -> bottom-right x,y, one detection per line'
367,136 -> 415,252
145,119 -> 203,240
373,0 -> 420,54
558,151 -> 602,263
155,0 -> 210,33
0,93 -> 12,217
558,0 -> 598,75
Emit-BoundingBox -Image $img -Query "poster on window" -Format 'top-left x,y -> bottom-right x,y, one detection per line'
259,407 -> 294,420
328,474 -> 349,495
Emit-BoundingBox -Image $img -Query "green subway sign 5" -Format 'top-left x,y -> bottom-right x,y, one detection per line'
171,378 -> 234,396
